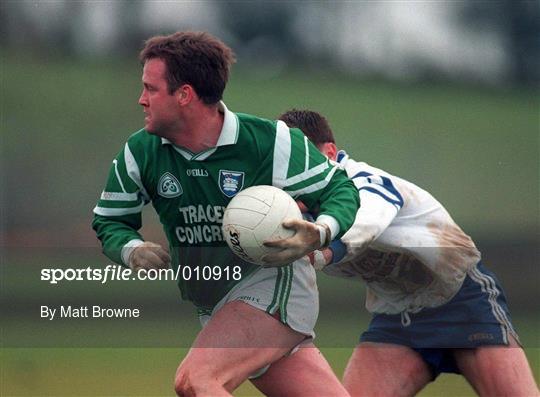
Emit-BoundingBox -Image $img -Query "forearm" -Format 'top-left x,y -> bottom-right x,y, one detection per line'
335,193 -> 398,263
316,176 -> 360,240
92,214 -> 144,266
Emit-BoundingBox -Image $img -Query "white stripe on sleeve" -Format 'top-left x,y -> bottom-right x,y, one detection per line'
272,120 -> 291,188
100,191 -> 139,201
93,202 -> 144,217
124,143 -> 150,201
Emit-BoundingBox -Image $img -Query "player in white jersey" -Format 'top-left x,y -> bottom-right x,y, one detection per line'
277,109 -> 539,397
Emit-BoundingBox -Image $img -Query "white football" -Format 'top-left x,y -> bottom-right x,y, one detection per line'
222,185 -> 302,266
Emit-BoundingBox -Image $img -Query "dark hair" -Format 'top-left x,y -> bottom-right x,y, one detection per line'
139,31 -> 236,104
278,109 -> 335,145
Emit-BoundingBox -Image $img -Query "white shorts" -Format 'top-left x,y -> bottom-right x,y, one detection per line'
199,258 -> 319,338
198,259 -> 318,379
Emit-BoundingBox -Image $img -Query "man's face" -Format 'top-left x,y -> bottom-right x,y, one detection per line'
138,58 -> 181,136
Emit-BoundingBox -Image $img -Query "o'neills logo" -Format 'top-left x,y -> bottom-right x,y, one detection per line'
226,226 -> 252,262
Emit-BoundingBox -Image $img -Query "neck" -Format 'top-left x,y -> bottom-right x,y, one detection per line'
167,104 -> 224,153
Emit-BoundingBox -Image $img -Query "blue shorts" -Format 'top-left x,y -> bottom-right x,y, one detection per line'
360,263 -> 519,378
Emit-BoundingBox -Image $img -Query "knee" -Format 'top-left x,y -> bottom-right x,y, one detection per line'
174,364 -> 209,397
174,366 -> 194,397
344,352 -> 430,397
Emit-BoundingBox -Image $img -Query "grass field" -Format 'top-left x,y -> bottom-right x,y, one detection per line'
2,345 -> 538,396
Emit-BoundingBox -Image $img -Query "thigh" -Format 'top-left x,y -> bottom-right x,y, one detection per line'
251,342 -> 349,397
454,336 -> 540,396
180,300 -> 306,392
202,262 -> 319,338
343,342 -> 432,397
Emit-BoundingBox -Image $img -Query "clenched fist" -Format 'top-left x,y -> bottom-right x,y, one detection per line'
128,241 -> 171,271
306,248 -> 333,270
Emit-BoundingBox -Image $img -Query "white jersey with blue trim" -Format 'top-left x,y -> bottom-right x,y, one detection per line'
323,150 -> 481,314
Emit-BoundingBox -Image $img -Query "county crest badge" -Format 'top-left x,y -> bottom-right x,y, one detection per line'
158,172 -> 183,198
219,170 -> 245,197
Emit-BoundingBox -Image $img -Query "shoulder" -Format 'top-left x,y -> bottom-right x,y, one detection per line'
340,154 -> 398,182
234,113 -> 283,153
240,113 -> 308,142
236,113 -> 277,134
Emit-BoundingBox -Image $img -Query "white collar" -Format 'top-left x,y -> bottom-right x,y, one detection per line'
160,101 -> 239,161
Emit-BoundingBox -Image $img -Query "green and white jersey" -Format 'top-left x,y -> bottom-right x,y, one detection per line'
92,102 -> 359,310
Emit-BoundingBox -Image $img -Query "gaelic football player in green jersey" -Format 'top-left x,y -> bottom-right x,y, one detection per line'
92,31 -> 358,396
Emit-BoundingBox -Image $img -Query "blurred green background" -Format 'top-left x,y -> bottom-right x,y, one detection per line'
1,1 -> 539,396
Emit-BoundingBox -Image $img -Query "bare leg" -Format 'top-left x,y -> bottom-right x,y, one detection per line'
251,343 -> 350,397
342,342 -> 432,397
454,336 -> 540,397
174,301 -> 305,397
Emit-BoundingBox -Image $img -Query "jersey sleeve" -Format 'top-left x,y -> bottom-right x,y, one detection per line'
333,162 -> 403,263
271,121 -> 359,239
92,141 -> 150,266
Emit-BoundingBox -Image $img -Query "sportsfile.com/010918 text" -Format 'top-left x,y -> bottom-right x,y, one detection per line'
40,264 -> 242,285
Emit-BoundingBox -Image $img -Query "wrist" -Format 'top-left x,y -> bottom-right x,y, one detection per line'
315,215 -> 339,241
328,239 -> 347,264
315,223 -> 332,248
121,239 -> 145,267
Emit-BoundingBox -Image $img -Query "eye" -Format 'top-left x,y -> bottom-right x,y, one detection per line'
143,83 -> 156,92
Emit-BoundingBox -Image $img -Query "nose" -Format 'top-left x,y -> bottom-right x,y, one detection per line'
138,91 -> 148,107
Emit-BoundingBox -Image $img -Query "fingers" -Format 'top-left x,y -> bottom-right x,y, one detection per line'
131,251 -> 168,271
129,242 -> 170,271
261,250 -> 299,267
263,238 -> 290,249
260,245 -> 312,267
262,218 -> 307,247
261,219 -> 325,266
280,218 -> 304,230
154,247 -> 171,264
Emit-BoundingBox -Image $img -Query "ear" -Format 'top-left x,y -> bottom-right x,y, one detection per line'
176,84 -> 196,106
318,142 -> 338,161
